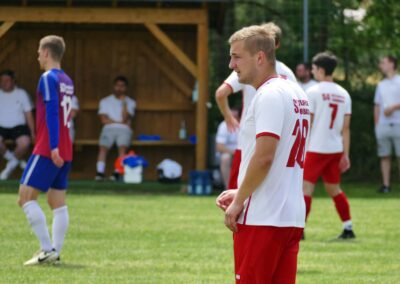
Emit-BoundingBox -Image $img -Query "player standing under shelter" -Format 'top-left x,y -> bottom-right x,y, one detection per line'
374,55 -> 400,193
215,22 -> 296,189
18,35 -> 74,265
217,25 -> 309,284
303,51 -> 356,239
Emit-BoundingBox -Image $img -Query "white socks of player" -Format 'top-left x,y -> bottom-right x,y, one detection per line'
22,201 -> 53,252
52,206 -> 69,253
97,161 -> 105,174
343,220 -> 353,230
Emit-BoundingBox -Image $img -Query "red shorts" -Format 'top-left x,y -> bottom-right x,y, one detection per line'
228,149 -> 241,189
234,224 -> 303,284
303,152 -> 343,184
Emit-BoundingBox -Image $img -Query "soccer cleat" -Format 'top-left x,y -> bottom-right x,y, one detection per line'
378,185 -> 390,193
53,256 -> 61,265
337,229 -> 356,240
95,172 -> 105,181
23,249 -> 59,266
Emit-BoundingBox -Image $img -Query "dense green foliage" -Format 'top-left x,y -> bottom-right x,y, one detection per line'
209,0 -> 400,180
0,181 -> 399,283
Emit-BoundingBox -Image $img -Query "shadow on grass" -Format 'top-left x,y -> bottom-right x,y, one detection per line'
297,269 -> 323,275
54,263 -> 87,270
0,180 -> 399,199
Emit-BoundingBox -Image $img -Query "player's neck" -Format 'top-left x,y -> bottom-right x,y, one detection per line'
320,76 -> 333,82
254,68 -> 277,90
386,70 -> 396,79
45,61 -> 61,71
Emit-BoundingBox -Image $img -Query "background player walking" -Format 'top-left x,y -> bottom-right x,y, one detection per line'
303,51 -> 356,239
18,35 -> 74,265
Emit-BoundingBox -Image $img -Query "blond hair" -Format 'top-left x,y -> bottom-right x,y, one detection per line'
39,35 -> 66,62
260,22 -> 282,47
229,25 -> 276,64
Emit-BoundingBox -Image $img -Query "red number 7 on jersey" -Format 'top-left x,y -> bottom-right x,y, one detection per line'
286,119 -> 309,168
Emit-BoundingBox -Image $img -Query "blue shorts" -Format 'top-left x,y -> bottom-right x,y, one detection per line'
20,154 -> 72,192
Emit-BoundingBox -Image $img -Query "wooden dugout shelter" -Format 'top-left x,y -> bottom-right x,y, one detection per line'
0,0 -> 228,180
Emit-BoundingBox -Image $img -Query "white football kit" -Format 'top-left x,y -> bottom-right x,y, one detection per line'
306,82 -> 352,153
237,76 -> 310,227
224,60 -> 296,150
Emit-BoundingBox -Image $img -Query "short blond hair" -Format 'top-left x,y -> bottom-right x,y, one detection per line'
260,22 -> 282,47
39,35 -> 65,62
229,25 -> 276,64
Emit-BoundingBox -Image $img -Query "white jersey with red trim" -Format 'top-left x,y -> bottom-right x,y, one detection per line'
306,81 -> 351,153
276,61 -> 297,83
223,61 -> 296,150
237,76 -> 310,227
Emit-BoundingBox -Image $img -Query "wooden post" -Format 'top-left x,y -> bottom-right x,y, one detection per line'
0,21 -> 15,39
196,10 -> 209,170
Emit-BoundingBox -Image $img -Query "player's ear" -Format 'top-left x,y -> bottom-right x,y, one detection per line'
256,51 -> 265,65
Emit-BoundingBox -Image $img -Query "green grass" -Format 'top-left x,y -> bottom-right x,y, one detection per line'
0,181 -> 399,283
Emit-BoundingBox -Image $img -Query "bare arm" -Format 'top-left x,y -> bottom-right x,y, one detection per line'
121,98 -> 131,124
374,105 -> 380,124
224,136 -> 278,232
24,111 -> 35,140
215,83 -> 239,132
384,103 -> 400,117
100,114 -> 116,125
340,115 -> 351,172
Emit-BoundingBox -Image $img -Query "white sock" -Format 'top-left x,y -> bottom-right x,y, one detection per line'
343,220 -> 353,230
22,201 -> 53,252
4,150 -> 15,161
97,161 -> 105,174
52,206 -> 69,253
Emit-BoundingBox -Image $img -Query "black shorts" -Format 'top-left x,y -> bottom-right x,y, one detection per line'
0,125 -> 31,141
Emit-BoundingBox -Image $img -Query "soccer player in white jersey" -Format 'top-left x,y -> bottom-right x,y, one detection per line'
303,51 -> 356,239
215,22 -> 296,190
216,25 -> 309,284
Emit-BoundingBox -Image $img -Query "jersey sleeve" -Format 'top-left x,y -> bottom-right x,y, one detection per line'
374,84 -> 381,105
98,98 -> 108,115
39,72 -> 60,150
71,95 -> 79,110
216,122 -> 228,144
224,71 -> 243,93
345,92 -> 352,115
19,89 -> 33,112
254,90 -> 284,140
127,98 -> 135,116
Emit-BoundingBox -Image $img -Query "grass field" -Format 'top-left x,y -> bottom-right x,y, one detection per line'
0,181 -> 399,283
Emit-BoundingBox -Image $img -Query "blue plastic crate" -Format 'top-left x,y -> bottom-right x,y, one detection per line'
188,170 -> 212,195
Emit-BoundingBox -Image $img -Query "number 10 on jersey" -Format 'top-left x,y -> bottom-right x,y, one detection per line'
286,119 -> 309,168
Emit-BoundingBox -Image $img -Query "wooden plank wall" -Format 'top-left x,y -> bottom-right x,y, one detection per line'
0,23 -> 197,180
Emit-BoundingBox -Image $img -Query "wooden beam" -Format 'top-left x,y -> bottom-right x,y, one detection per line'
195,13 -> 209,170
0,21 -> 14,39
0,7 -> 207,25
139,42 -> 193,97
145,23 -> 198,77
0,41 -> 16,66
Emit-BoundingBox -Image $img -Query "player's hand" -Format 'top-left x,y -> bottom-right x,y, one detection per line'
216,189 -> 237,212
384,106 -> 395,117
225,115 -> 240,133
51,148 -> 64,168
339,154 -> 350,173
224,200 -> 244,233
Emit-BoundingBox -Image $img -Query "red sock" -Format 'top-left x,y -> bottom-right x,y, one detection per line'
304,195 -> 312,221
333,192 -> 351,222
